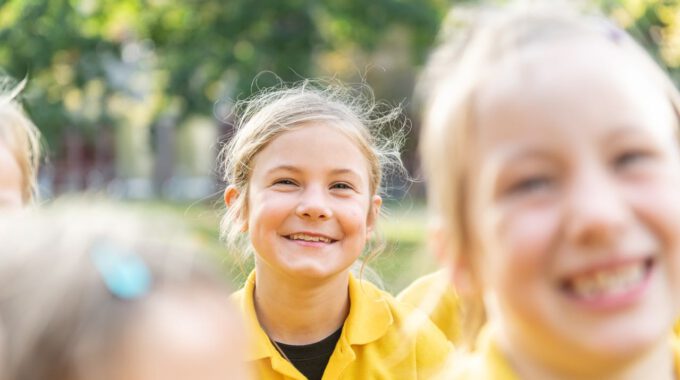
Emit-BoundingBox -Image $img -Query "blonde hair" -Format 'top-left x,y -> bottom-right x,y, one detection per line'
0,78 -> 41,203
219,79 -> 406,264
419,3 -> 680,349
0,200 -> 233,380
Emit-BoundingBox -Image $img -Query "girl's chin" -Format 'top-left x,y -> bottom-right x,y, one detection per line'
555,320 -> 671,362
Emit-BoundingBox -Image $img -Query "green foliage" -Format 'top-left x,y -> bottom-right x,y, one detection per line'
1,0 -> 676,172
600,0 -> 680,83
0,0 -> 448,151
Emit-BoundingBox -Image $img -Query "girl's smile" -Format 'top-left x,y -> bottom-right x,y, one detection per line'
558,256 -> 655,311
284,232 -> 337,247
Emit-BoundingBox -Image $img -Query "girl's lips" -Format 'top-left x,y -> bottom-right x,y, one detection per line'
286,232 -> 334,243
559,257 -> 654,311
282,232 -> 338,246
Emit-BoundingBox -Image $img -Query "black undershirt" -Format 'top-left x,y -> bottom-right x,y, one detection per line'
276,326 -> 343,380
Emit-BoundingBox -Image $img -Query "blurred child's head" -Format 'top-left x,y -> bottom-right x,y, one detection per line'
220,80 -> 405,279
420,2 -> 680,371
0,201 -> 250,380
0,78 -> 41,207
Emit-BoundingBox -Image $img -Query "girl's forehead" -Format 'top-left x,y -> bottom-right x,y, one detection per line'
251,123 -> 371,174
473,39 -> 674,140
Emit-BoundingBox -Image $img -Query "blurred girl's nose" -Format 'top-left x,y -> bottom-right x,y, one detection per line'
566,165 -> 630,248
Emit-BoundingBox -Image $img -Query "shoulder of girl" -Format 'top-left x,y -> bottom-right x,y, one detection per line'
672,329 -> 680,373
228,287 -> 246,305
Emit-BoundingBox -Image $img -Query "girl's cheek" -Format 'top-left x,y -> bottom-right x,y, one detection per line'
494,206 -> 560,268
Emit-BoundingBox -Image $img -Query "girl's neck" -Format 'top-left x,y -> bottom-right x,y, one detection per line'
497,325 -> 675,380
253,265 -> 350,345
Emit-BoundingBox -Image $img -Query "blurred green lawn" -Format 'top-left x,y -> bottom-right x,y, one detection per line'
136,199 -> 438,295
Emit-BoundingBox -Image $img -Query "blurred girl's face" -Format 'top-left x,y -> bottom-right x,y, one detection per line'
113,288 -> 251,380
0,141 -> 22,209
467,39 -> 680,369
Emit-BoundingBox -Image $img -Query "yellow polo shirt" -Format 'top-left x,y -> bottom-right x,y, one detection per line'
397,270 -> 460,344
438,330 -> 680,379
232,271 -> 453,379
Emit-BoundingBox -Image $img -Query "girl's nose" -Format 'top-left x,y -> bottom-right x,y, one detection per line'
296,186 -> 332,220
566,166 -> 630,248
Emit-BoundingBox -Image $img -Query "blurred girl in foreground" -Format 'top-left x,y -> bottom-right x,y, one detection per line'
419,3 -> 680,379
0,202 -> 251,380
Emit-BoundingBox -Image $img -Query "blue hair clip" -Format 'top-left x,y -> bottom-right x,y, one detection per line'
90,241 -> 152,300
602,20 -> 625,44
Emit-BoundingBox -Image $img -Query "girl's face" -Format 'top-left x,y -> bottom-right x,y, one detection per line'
467,40 -> 680,364
239,123 -> 380,280
0,141 -> 23,208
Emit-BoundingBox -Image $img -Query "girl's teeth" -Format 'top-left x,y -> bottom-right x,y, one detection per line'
290,234 -> 331,243
570,263 -> 645,299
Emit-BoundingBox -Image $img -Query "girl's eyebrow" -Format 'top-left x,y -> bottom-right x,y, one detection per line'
493,145 -> 555,164
265,165 -> 301,175
605,126 -> 656,140
330,168 -> 363,178
265,165 -> 364,180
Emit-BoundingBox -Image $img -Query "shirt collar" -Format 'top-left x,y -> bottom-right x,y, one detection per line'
343,272 -> 393,345
233,270 -> 393,360
233,271 -> 275,361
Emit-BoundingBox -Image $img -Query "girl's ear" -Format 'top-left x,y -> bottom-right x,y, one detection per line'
366,195 -> 382,235
224,185 -> 239,207
430,219 -> 475,297
224,185 -> 248,232
451,255 -> 476,297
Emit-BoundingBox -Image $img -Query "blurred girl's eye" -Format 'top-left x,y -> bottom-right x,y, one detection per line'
613,149 -> 653,170
506,175 -> 554,197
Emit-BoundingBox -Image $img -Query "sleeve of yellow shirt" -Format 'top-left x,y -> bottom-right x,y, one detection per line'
397,269 -> 461,344
413,313 -> 456,378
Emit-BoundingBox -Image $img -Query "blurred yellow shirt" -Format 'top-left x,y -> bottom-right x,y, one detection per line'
397,269 -> 461,344
232,271 -> 453,380
437,330 -> 680,379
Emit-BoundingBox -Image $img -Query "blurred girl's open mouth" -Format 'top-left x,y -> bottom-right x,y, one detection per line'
559,257 -> 655,311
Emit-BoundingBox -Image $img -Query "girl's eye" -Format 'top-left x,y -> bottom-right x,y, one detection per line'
272,179 -> 297,186
613,149 -> 652,169
331,182 -> 353,190
506,176 -> 554,196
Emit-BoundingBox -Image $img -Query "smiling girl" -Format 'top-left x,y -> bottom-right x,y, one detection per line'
222,82 -> 451,379
419,4 -> 680,380
0,78 -> 41,208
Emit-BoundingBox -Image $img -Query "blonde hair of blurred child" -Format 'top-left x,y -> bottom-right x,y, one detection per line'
0,201 -> 251,380
0,78 -> 41,206
420,3 -> 680,379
